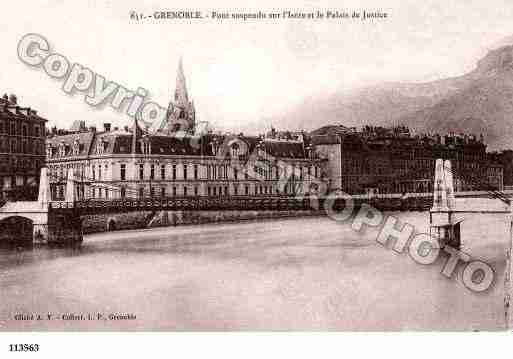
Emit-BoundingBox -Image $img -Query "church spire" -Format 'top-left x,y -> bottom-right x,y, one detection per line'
174,56 -> 189,106
167,57 -> 196,135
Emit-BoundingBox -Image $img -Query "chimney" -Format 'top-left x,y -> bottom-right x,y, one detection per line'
103,123 -> 111,132
8,94 -> 17,104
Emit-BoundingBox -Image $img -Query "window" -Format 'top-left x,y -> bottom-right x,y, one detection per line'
172,165 -> 176,180
194,164 -> 198,180
213,187 -> 217,196
34,126 -> 40,137
98,188 -> 102,198
98,165 -> 102,180
183,165 -> 188,180
161,165 -> 165,179
234,185 -> 238,195
194,187 -> 198,196
120,187 -> 126,198
245,186 -> 249,195
92,165 -> 96,180
224,186 -> 228,196
139,188 -> 144,198
150,187 -> 154,197
150,164 -> 155,180
161,187 -> 166,197
141,141 -> 150,154
234,168 -> 238,180
139,164 -> 144,180
173,186 -> 176,196
184,186 -> 188,196
105,189 -> 109,199
120,164 -> 126,180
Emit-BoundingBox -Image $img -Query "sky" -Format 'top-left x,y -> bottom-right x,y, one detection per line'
1,0 -> 513,134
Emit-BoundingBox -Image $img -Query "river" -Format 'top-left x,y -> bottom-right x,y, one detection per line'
0,211 -> 509,331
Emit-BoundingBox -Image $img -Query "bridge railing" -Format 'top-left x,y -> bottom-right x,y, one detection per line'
49,196 -> 314,212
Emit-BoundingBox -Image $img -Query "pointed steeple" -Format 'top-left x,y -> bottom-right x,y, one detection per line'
174,56 -> 189,106
131,116 -> 143,154
167,57 -> 196,135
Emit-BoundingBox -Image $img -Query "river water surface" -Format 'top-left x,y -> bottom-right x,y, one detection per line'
0,211 -> 509,330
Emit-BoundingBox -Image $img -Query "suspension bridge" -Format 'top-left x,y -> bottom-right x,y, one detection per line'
0,159 -> 511,244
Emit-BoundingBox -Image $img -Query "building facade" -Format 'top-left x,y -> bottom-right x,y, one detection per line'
0,94 -> 47,200
46,62 -> 323,201
46,122 -> 323,201
312,125 -> 504,195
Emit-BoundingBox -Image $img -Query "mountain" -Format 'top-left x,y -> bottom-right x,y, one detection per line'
276,42 -> 513,150
400,45 -> 513,149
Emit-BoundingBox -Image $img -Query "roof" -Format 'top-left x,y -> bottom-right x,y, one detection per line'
46,127 -> 310,160
0,104 -> 47,123
46,131 -> 96,158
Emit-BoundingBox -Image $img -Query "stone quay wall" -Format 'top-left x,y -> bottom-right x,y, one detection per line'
81,209 -> 324,234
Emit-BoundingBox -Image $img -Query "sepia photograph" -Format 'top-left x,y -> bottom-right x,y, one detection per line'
1,0 -> 513,355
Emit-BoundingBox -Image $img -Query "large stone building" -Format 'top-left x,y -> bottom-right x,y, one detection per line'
312,124 -> 504,195
0,94 -> 47,200
46,62 -> 323,201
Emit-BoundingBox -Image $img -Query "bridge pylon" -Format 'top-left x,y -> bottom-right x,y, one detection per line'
430,159 -> 461,248
33,166 -> 51,243
37,167 -> 51,208
65,167 -> 76,204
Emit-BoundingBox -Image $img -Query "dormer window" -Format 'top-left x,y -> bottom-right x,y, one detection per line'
73,139 -> 80,155
210,138 -> 219,155
230,143 -> 240,158
96,139 -> 108,154
140,139 -> 151,154
59,142 -> 66,157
